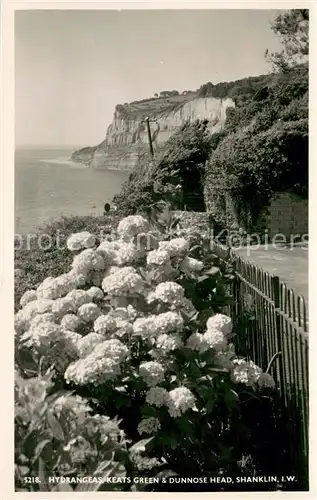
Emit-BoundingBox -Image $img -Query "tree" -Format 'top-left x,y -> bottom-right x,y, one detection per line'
266,9 -> 309,72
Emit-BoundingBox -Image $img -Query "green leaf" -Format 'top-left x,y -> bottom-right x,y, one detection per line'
46,411 -> 65,441
32,439 -> 51,463
129,436 -> 154,454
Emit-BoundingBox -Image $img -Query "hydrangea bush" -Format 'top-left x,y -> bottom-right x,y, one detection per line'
15,209 -> 275,490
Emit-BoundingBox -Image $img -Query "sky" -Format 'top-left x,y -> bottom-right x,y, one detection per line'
15,9 -> 283,148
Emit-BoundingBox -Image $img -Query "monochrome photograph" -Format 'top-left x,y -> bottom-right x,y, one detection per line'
12,6 -> 309,493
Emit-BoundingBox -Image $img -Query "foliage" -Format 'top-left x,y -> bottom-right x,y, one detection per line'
205,64 -> 308,229
266,9 -> 309,72
14,369 -> 143,492
15,208 -> 281,491
14,215 -> 120,312
114,120 -> 213,215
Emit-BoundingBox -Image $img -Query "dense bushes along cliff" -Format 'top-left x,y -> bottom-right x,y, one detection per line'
113,64 -> 308,230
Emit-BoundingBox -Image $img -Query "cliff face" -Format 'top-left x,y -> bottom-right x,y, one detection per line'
71,94 -> 235,170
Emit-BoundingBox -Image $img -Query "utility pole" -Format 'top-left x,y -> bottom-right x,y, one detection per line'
142,116 -> 156,157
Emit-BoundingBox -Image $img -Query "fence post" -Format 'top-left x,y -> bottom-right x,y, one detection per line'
272,275 -> 286,404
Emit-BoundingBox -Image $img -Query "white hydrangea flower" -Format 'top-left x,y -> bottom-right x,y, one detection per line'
29,313 -> 56,328
180,256 -> 204,274
77,303 -> 101,323
66,231 -> 96,252
21,321 -> 64,348
67,270 -> 87,289
14,311 -> 29,335
61,314 -> 82,332
137,417 -> 161,435
203,328 -> 227,351
145,387 -> 168,407
206,314 -> 233,336
231,358 -> 262,387
36,277 -> 59,300
77,332 -> 105,357
94,314 -> 117,336
186,332 -> 207,352
53,394 -> 91,418
139,361 -> 165,387
37,273 -> 81,300
114,319 -> 133,338
155,311 -> 184,334
96,241 -> 118,264
102,266 -> 145,297
146,249 -> 170,266
156,333 -> 182,353
132,315 -> 161,340
16,300 -> 55,334
257,372 -> 275,389
166,387 -> 196,418
72,249 -> 105,276
86,286 -> 104,302
64,356 -> 120,385
66,290 -> 91,308
112,241 -> 141,266
147,281 -> 184,306
92,338 -> 129,363
158,238 -> 189,257
52,297 -> 77,319
117,215 -> 149,240
63,330 -> 82,345
20,290 -> 37,307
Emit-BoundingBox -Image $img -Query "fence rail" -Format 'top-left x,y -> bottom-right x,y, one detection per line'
211,241 -> 309,486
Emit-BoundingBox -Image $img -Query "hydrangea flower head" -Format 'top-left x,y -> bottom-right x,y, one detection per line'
158,238 -> 189,257
203,328 -> 227,351
94,314 -> 117,336
66,231 -> 96,252
29,313 -> 56,328
20,290 -> 37,308
64,355 -> 121,385
72,249 -> 105,276
61,314 -> 82,332
180,256 -> 204,274
86,286 -> 104,302
166,386 -> 196,417
52,297 -> 77,319
231,358 -> 262,387
145,387 -> 168,407
146,249 -> 170,267
117,215 -> 149,240
77,332 -> 105,357
77,303 -> 101,323
137,417 -> 161,435
102,266 -> 145,297
156,333 -> 182,353
66,290 -> 91,308
147,281 -> 184,306
206,314 -> 233,336
139,361 -> 165,386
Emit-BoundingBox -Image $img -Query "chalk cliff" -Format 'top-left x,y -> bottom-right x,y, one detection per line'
71,93 -> 235,170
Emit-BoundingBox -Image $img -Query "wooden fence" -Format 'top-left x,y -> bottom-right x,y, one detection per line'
211,242 -> 309,487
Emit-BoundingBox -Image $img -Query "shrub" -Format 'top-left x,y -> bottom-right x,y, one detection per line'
15,207 -> 279,491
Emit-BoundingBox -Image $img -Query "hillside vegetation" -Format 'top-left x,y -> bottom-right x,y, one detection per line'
113,10 -> 308,231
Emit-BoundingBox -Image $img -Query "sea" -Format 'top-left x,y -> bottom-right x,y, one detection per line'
15,148 -> 130,234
